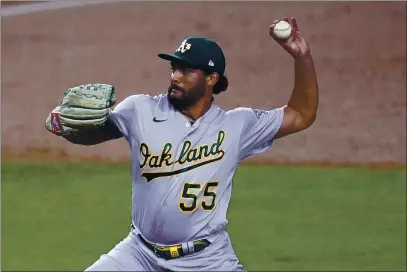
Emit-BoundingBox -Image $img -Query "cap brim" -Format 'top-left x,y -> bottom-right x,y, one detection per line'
158,53 -> 188,64
158,53 -> 221,74
158,53 -> 204,69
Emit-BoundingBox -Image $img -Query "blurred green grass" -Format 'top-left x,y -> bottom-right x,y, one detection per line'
1,160 -> 406,271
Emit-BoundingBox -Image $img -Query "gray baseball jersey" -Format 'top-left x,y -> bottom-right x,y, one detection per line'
110,93 -> 284,244
86,93 -> 284,271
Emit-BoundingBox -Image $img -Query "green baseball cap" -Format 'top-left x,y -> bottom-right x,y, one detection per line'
158,36 -> 226,75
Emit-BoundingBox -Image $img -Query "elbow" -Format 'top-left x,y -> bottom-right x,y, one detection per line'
294,109 -> 317,132
301,111 -> 317,130
308,111 -> 318,126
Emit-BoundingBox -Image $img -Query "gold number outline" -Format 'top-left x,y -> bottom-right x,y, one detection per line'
201,181 -> 219,211
178,182 -> 202,213
178,181 -> 219,213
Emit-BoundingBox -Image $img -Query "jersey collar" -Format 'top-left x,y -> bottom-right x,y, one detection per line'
196,103 -> 221,125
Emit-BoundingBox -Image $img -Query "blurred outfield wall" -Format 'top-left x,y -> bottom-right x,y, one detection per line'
1,1 -> 406,165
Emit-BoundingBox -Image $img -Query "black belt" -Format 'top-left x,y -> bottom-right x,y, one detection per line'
131,224 -> 210,260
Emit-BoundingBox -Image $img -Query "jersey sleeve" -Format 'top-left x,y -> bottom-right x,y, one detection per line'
236,106 -> 285,161
108,95 -> 139,140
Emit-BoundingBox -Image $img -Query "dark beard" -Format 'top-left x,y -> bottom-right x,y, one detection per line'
167,82 -> 205,111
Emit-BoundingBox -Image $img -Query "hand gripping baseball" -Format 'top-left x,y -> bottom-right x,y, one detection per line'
269,16 -> 311,58
45,83 -> 116,136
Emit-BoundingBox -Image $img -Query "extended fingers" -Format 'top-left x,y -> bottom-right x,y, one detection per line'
285,16 -> 300,38
292,17 -> 299,31
291,17 -> 300,37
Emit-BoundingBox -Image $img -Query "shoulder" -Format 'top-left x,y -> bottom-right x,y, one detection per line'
114,93 -> 164,111
224,106 -> 284,125
226,106 -> 283,118
119,93 -> 161,105
224,107 -> 257,119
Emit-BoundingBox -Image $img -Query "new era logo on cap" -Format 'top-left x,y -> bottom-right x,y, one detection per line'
208,60 -> 215,66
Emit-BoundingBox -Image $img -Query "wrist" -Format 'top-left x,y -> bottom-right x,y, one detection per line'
293,52 -> 313,62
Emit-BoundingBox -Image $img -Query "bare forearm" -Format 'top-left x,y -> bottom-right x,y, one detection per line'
287,54 -> 319,127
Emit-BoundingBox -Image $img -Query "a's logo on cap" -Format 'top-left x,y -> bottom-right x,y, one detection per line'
176,39 -> 192,54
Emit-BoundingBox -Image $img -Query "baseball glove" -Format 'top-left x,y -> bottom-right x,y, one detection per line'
45,83 -> 116,136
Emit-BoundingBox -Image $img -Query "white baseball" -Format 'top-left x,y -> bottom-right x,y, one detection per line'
273,21 -> 292,40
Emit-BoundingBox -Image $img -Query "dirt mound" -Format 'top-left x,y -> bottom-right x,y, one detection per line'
1,1 -> 406,165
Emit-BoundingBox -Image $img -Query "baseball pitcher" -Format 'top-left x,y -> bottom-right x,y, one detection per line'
45,17 -> 319,271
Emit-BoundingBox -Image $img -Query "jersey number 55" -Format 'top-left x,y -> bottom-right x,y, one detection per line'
178,181 -> 219,213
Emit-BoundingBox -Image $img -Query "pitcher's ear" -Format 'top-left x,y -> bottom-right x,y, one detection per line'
207,72 -> 220,87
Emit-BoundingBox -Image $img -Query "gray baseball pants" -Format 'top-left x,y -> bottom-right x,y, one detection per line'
84,228 -> 244,271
